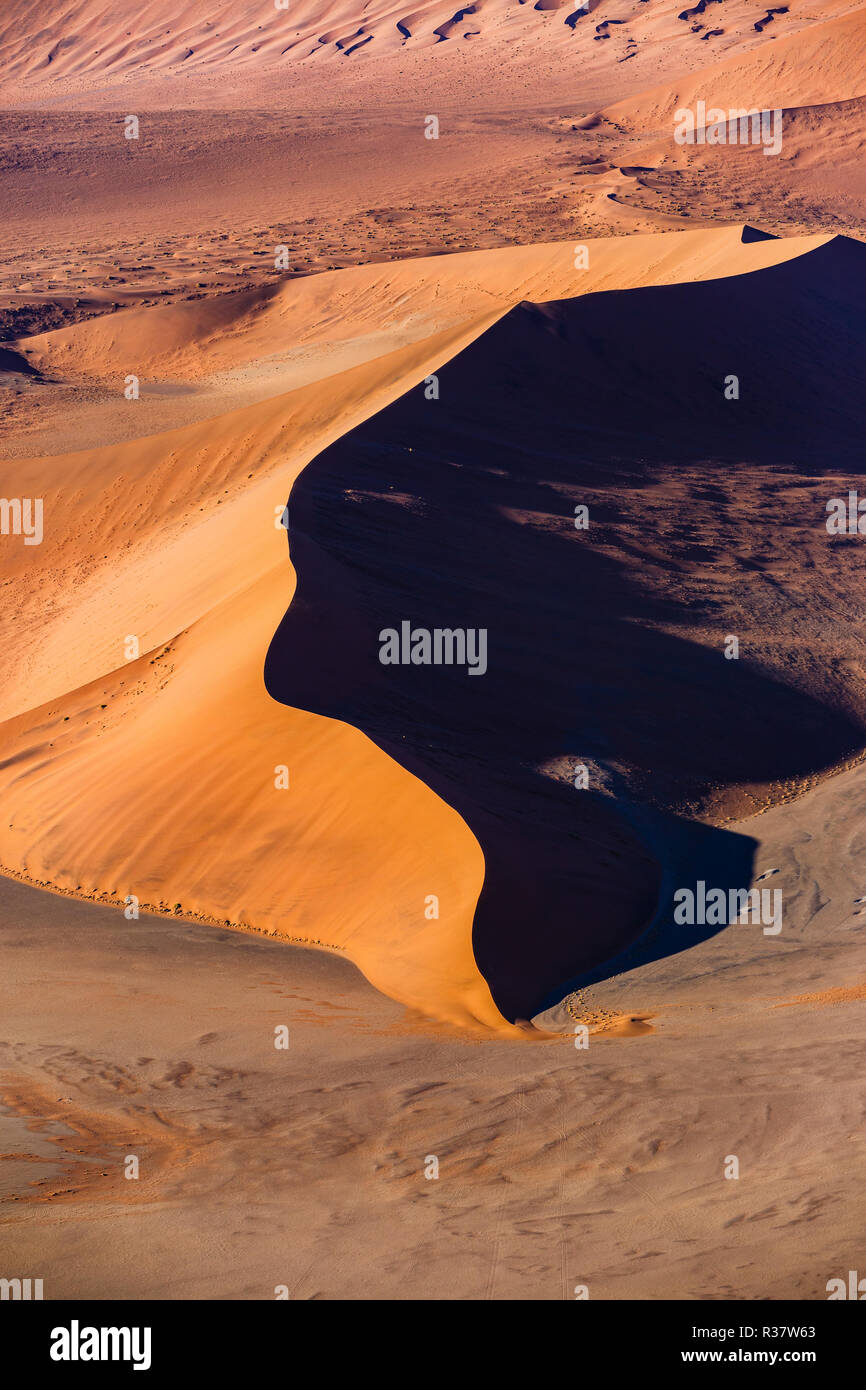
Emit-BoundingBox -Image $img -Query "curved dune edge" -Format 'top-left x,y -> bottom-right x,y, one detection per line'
0,226 -> 837,1031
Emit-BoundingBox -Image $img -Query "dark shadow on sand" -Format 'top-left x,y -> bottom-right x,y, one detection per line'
265,237 -> 866,1020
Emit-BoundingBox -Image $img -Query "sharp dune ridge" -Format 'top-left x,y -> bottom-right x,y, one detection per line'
2,226 -> 864,1028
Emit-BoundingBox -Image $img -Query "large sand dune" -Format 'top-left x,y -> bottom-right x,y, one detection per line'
2,226 -> 864,1027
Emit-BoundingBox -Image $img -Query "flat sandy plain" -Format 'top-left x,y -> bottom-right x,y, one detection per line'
1,0 -> 865,1299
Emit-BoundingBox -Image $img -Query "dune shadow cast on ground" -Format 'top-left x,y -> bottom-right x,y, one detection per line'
265,238 -> 866,1020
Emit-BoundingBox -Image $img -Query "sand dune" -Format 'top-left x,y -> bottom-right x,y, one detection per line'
15,223 -> 824,392
1,0 -> 858,109
2,226 -> 863,1028
6,229 -> 816,721
605,5 -> 866,130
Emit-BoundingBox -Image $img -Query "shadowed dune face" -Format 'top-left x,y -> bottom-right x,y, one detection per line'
266,236 -> 866,1020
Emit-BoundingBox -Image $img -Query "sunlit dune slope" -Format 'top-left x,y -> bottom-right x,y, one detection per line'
0,226 -> 856,1028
